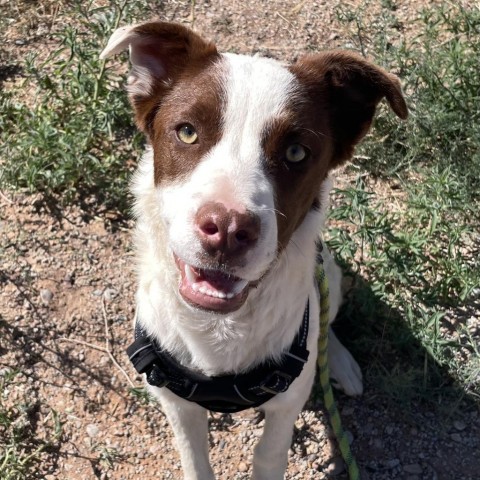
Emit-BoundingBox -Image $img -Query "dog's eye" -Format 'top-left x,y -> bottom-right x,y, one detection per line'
177,124 -> 198,144
285,144 -> 308,163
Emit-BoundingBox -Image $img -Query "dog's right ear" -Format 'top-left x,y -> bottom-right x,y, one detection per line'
100,21 -> 218,133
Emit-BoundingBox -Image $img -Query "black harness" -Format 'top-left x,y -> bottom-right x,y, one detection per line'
126,301 -> 310,413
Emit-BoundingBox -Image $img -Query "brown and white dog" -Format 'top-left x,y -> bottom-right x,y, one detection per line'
101,22 -> 407,479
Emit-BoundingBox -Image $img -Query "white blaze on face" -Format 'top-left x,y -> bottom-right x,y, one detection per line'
160,53 -> 299,281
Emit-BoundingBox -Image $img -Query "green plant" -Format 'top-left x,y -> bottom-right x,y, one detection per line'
0,1 -> 148,211
0,371 -> 63,480
327,0 -> 480,404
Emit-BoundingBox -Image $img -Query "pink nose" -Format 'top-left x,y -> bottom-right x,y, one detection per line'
195,202 -> 260,262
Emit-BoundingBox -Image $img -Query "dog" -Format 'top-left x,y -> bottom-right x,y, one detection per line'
100,21 -> 407,479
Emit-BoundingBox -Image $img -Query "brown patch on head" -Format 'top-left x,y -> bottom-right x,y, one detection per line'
149,63 -> 225,185
262,51 -> 407,250
290,50 -> 408,167
100,21 -> 220,135
100,21 -> 225,186
127,22 -> 219,136
262,106 -> 334,249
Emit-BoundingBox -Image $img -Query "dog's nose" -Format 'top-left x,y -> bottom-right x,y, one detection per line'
195,202 -> 260,260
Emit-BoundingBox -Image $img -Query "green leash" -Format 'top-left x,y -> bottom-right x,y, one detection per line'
316,261 -> 360,480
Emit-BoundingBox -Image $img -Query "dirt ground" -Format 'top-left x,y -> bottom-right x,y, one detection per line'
1,1 -> 479,479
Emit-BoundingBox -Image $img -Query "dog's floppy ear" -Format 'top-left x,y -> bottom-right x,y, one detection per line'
291,51 -> 408,166
100,21 -> 218,133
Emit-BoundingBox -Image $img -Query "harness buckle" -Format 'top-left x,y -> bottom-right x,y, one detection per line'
147,366 -> 170,388
259,370 -> 292,395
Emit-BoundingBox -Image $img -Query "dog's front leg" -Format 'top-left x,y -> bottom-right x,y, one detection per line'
251,406 -> 301,479
151,386 -> 215,480
251,366 -> 316,480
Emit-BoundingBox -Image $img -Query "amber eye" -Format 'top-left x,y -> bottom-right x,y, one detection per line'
285,143 -> 308,163
177,124 -> 198,144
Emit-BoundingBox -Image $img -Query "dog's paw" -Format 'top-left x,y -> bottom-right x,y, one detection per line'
328,328 -> 363,396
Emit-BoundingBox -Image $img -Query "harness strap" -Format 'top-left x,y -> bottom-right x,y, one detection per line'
127,301 -> 310,413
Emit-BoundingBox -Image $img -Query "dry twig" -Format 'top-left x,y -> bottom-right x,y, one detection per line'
58,299 -> 136,389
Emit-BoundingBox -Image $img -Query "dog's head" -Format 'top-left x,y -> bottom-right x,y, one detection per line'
101,22 -> 407,314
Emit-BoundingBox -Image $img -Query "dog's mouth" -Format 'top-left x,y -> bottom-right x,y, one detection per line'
175,256 -> 250,313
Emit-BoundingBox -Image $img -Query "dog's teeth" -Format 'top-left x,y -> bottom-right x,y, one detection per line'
199,286 -> 207,294
191,283 -> 199,292
231,279 -> 248,295
217,292 -> 226,299
226,293 -> 234,299
184,264 -> 196,285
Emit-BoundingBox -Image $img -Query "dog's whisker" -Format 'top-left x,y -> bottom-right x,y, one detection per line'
257,206 -> 287,219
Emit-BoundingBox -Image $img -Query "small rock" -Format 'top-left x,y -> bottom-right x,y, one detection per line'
345,430 -> 354,445
103,288 -> 118,301
93,289 -> 103,296
450,433 -> 463,443
386,458 -> 400,469
86,423 -> 100,438
453,420 -> 466,431
64,272 -> 75,285
306,443 -> 318,455
403,464 -> 423,475
325,457 -> 345,476
40,288 -> 54,304
238,461 -> 248,472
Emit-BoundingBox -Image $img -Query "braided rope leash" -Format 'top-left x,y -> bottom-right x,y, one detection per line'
316,263 -> 360,480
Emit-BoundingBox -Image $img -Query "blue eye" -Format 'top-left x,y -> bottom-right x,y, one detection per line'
177,124 -> 198,144
285,144 -> 307,163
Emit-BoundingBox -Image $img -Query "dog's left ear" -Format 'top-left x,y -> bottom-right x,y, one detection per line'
291,51 -> 408,166
100,21 -> 218,133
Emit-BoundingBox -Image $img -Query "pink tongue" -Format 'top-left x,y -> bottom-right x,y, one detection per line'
197,269 -> 238,292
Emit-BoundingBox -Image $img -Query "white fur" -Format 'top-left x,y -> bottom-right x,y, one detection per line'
128,51 -> 362,479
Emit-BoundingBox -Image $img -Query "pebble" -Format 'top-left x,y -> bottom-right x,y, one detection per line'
40,288 -> 54,304
450,433 -> 463,443
64,272 -> 75,285
238,461 -> 248,472
403,463 -> 423,474
86,423 -> 100,438
453,420 -> 466,431
325,457 -> 345,475
386,458 -> 400,469
103,288 -> 118,301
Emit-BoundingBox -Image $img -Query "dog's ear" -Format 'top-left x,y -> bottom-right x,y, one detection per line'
291,51 -> 408,166
100,21 -> 218,133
